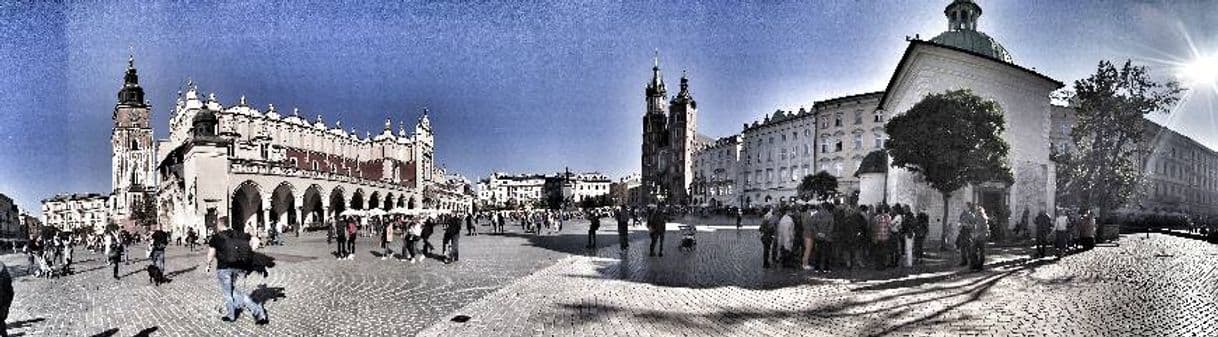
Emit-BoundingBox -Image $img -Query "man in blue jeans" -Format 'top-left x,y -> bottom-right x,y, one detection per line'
204,222 -> 267,325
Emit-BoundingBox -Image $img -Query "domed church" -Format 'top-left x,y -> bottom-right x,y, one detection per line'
859,0 -> 1064,243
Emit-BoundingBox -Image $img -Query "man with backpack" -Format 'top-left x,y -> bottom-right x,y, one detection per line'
149,229 -> 170,283
204,221 -> 268,325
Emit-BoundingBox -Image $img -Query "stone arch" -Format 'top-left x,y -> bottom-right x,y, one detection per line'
271,181 -> 297,229
396,195 -> 405,208
302,184 -> 324,227
329,186 -> 347,218
408,196 -> 416,209
351,188 -> 365,210
369,191 -> 381,211
384,192 -> 395,210
230,180 -> 263,234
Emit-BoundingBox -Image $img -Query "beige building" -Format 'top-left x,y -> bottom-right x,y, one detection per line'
739,109 -> 817,207
476,173 -> 547,207
812,92 -> 885,197
691,135 -> 741,207
41,193 -> 110,233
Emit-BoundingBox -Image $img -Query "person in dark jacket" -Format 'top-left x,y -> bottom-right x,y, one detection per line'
334,218 -> 347,259
586,210 -> 601,249
647,205 -> 667,257
1034,209 -> 1052,258
465,213 -> 476,236
421,217 -> 436,255
759,207 -> 776,268
914,210 -> 930,263
0,260 -> 11,335
443,214 -> 462,263
615,206 -> 630,250
204,221 -> 268,325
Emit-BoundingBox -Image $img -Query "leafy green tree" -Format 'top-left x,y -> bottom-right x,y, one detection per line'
886,89 -> 1013,234
1056,60 -> 1183,215
798,171 -> 838,201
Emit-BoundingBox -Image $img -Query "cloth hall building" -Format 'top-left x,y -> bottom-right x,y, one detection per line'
44,54 -> 471,236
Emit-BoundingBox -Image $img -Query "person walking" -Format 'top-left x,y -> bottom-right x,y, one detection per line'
335,218 -> 348,259
1080,209 -> 1097,251
203,221 -> 268,325
466,212 -> 476,236
1034,209 -> 1052,258
759,207 -> 776,268
586,210 -> 601,249
345,219 -> 358,260
421,216 -> 436,255
646,205 -> 667,257
381,218 -> 395,260
615,205 -> 630,250
402,217 -> 423,263
1053,209 -> 1070,259
149,229 -> 169,281
106,230 -> 122,280
735,209 -> 743,230
496,212 -> 506,234
444,214 -> 462,263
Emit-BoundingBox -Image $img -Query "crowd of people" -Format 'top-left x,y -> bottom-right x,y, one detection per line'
755,202 -> 933,271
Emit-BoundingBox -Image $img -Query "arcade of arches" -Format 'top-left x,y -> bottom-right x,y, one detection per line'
227,178 -> 423,234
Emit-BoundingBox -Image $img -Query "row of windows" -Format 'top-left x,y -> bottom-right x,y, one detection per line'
745,165 -> 813,187
820,110 -> 885,128
821,132 -> 887,153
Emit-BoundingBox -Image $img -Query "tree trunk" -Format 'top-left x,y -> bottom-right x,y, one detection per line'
941,192 -> 951,248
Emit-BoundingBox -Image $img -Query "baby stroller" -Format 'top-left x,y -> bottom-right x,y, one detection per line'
678,225 -> 697,252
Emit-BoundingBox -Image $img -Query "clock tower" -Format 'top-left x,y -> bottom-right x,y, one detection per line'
111,54 -> 156,228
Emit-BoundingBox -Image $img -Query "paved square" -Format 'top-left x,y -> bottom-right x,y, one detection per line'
4,219 -> 1217,337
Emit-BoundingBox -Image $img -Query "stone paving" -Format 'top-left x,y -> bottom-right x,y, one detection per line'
3,218 -> 1217,336
1,220 -> 619,336
421,232 -> 1218,337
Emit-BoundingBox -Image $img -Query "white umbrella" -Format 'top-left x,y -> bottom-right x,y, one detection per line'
340,209 -> 365,217
366,209 -> 388,217
388,207 -> 410,215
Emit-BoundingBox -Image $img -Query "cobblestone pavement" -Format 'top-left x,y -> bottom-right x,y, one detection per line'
1,220 -> 627,336
421,232 -> 1218,337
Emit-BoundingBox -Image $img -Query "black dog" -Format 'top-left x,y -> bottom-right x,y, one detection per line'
146,265 -> 164,286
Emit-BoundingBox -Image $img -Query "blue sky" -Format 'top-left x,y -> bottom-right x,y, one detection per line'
1,0 -> 1215,215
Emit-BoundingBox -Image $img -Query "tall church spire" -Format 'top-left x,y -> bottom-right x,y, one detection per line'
118,53 -> 145,105
646,50 -> 666,98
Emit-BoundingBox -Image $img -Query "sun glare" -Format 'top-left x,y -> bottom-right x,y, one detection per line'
1178,56 -> 1218,86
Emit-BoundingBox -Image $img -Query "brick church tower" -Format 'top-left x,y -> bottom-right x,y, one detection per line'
111,54 -> 156,230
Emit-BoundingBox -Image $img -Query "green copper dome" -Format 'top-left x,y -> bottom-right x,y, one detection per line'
930,30 -> 1013,63
928,0 -> 1013,64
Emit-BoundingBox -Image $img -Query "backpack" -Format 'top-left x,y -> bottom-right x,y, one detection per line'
216,230 -> 253,268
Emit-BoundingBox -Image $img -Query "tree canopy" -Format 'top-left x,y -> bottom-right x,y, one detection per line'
798,171 -> 838,201
1055,60 -> 1183,213
886,89 -> 1013,199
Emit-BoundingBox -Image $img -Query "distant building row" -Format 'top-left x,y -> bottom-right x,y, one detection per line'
475,171 -> 612,209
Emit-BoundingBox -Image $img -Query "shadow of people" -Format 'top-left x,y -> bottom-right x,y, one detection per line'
250,284 -> 286,304
88,328 -> 119,337
164,266 -> 197,278
133,326 -> 159,337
